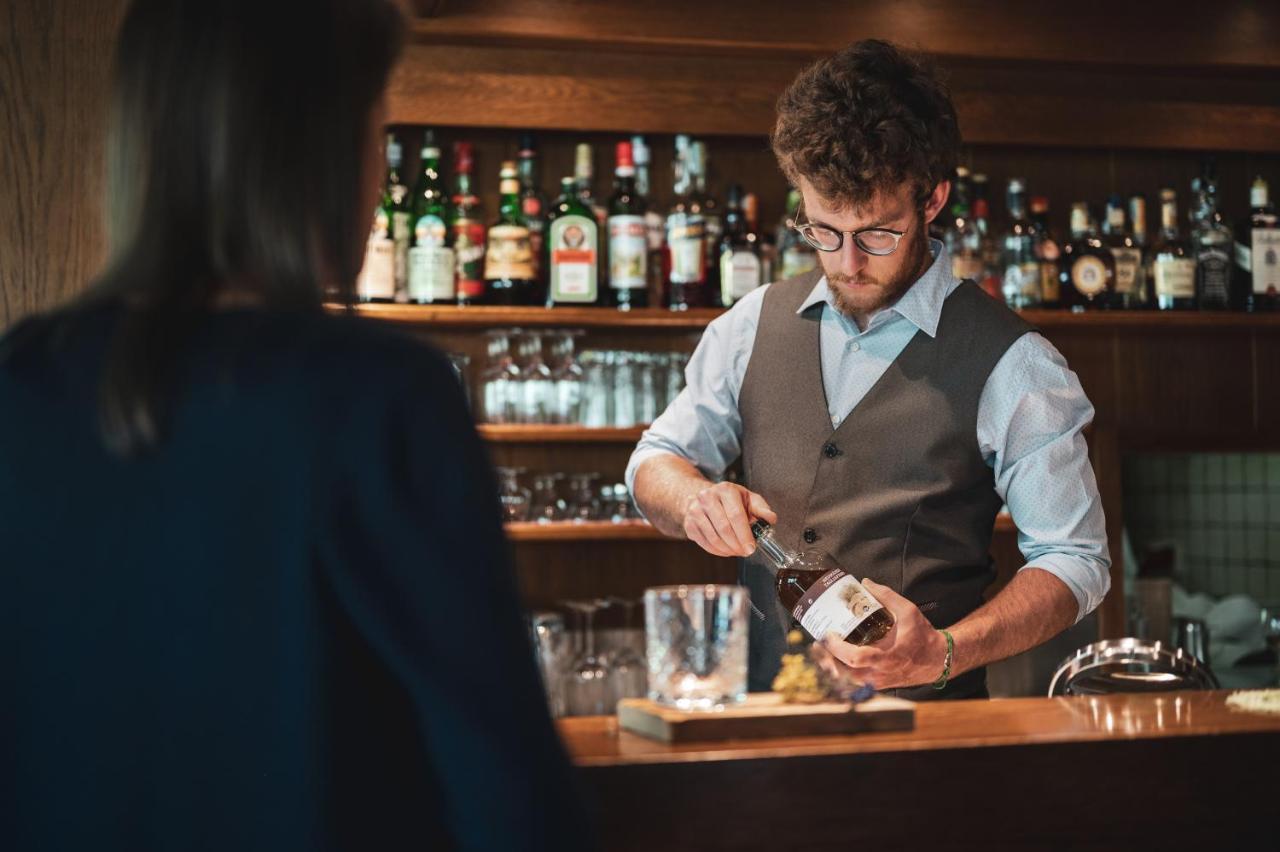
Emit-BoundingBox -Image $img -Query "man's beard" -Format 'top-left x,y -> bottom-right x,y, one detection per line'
825,226 -> 930,319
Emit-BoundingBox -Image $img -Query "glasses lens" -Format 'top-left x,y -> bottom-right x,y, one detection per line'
800,225 -> 842,252
855,230 -> 899,255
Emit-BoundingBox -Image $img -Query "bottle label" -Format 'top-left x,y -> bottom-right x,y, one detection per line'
452,219 -> 487,299
667,215 -> 706,284
1153,257 -> 1196,298
793,568 -> 885,643
408,245 -> 455,302
644,210 -> 665,252
358,235 -> 396,300
1071,255 -> 1108,297
550,214 -> 598,302
484,223 -> 535,280
951,256 -> 985,282
1253,228 -> 1280,295
392,211 -> 412,290
1197,248 -> 1232,302
721,249 -> 761,301
781,245 -> 818,279
1110,247 -> 1142,294
608,214 -> 647,290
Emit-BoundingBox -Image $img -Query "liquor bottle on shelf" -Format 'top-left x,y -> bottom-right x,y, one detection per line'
1059,202 -> 1116,311
384,132 -> 412,301
1101,194 -> 1144,309
517,132 -> 550,293
1000,178 -> 1040,308
689,140 -> 722,303
631,135 -> 667,306
484,161 -> 538,305
574,142 -> 606,226
1243,176 -> 1280,312
665,135 -> 708,310
971,182 -> 1001,301
1192,164 -> 1235,310
546,176 -> 602,307
1029,196 -> 1061,308
1129,194 -> 1151,308
356,204 -> 396,303
945,167 -> 984,284
1151,188 -> 1196,311
406,129 -> 455,305
751,520 -> 895,646
718,183 -> 762,307
607,141 -> 649,311
777,188 -> 817,279
744,192 -> 773,284
449,141 -> 487,305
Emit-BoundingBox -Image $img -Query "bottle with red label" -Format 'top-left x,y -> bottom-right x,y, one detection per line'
449,141 -> 487,305
751,520 -> 895,646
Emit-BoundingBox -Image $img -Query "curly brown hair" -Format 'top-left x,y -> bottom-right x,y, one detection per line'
771,39 -> 961,210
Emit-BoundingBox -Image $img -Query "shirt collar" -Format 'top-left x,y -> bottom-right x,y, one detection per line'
796,238 -> 952,338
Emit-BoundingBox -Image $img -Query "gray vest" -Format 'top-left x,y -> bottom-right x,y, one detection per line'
739,270 -> 1033,700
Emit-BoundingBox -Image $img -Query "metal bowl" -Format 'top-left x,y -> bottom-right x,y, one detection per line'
1048,637 -> 1220,697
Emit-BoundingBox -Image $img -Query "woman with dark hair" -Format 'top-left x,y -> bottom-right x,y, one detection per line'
0,1 -> 592,849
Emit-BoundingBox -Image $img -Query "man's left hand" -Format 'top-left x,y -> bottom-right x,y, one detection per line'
813,579 -> 948,691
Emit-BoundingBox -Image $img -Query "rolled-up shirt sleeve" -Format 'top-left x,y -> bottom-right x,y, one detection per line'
624,285 -> 767,497
979,332 -> 1112,623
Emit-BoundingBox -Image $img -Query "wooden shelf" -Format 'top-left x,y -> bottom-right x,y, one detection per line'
479,424 -> 647,443
341,303 -> 723,329
506,520 -> 666,541
1023,310 -> 1280,329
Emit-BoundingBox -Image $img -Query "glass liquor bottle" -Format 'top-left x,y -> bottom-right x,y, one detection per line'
357,133 -> 407,303
751,521 -> 895,646
1151,188 -> 1196,311
407,129 -> 455,305
546,176 -> 601,307
1192,167 -> 1235,310
1059,202 -> 1116,311
689,140 -> 722,303
1244,176 -> 1280,312
744,192 -> 772,284
665,136 -> 709,310
718,183 -> 762,307
1101,194 -> 1143,309
384,132 -> 413,301
484,161 -> 538,305
607,140 -> 649,310
1029,196 -> 1061,308
945,167 -> 984,284
1128,194 -> 1151,308
1000,178 -> 1040,308
631,135 -> 667,306
777,188 -> 817,279
517,132 -> 550,298
449,141 -> 487,305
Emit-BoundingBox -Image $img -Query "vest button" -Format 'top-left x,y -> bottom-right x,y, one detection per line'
823,443 -> 840,458
803,527 -> 817,544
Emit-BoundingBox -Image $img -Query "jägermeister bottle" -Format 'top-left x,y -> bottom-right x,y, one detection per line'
546,176 -> 601,306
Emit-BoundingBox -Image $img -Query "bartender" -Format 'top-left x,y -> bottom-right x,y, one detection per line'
626,39 -> 1111,700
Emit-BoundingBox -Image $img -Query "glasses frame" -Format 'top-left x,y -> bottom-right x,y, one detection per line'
787,199 -> 910,256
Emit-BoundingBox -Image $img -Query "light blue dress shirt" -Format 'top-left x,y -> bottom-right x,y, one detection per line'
626,240 -> 1111,622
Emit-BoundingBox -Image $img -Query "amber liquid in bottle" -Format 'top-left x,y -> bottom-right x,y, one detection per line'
753,521 -> 894,645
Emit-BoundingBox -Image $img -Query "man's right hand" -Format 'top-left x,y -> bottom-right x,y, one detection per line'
682,483 -> 777,558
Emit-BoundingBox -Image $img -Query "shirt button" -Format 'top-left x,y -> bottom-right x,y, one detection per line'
850,341 -> 861,352
823,443 -> 840,458
803,527 -> 817,544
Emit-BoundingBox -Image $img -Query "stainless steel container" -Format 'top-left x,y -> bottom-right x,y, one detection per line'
1048,637 -> 1220,696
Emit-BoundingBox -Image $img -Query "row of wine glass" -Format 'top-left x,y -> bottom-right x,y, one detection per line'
497,467 -> 636,524
529,598 -> 646,717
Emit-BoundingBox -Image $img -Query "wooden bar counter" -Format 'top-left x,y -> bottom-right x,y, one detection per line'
558,690 -> 1280,851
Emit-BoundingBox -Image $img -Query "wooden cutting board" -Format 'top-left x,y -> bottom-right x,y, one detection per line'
617,693 -> 915,743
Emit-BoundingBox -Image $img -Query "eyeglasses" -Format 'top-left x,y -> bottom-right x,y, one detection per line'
787,199 -> 909,256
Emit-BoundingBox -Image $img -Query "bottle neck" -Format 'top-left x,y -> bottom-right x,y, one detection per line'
753,526 -> 795,568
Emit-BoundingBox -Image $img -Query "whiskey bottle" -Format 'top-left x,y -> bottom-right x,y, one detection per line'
1151,188 -> 1196,311
1244,176 -> 1280,312
546,176 -> 601,306
1128,194 -> 1151,308
449,142 -> 487,306
971,176 -> 1002,300
1059,202 -> 1116,311
384,132 -> 413,301
607,141 -> 649,310
1000,178 -> 1040,308
718,183 -> 762,307
406,129 -> 455,305
631,135 -> 667,306
1192,168 -> 1235,310
1101,194 -> 1143,309
665,135 -> 708,310
689,140 -> 722,302
945,167 -> 984,284
517,132 -> 550,296
751,521 -> 895,646
777,188 -> 817,279
1029,196 -> 1061,308
483,161 -> 538,305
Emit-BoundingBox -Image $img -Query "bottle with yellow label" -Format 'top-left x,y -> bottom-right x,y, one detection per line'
1059,202 -> 1116,312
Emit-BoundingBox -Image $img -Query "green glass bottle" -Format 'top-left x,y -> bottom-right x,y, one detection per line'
407,129 -> 455,305
546,176 -> 601,307
449,141 -> 486,305
484,161 -> 538,305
